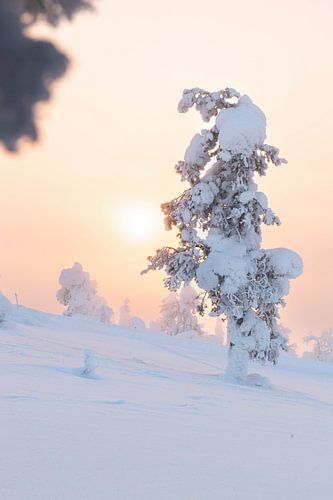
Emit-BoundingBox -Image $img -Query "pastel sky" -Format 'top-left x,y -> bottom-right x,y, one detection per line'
0,0 -> 332,343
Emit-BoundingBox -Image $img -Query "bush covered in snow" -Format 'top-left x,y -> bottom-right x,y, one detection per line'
303,330 -> 333,363
158,285 -> 203,336
56,263 -> 113,323
80,349 -> 98,378
144,87 -> 302,383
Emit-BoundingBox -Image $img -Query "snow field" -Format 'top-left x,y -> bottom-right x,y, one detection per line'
0,307 -> 332,499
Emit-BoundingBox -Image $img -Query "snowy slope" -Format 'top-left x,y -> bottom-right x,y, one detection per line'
1,307 -> 332,500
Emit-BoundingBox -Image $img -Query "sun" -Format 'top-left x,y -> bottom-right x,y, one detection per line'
114,201 -> 161,240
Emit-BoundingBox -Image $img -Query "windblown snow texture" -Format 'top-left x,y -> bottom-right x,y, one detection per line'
1,306 -> 333,499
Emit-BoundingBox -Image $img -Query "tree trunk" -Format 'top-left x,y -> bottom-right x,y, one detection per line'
224,344 -> 249,384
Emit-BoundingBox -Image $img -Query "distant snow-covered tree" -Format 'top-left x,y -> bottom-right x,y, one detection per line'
56,263 -> 113,323
303,329 -> 333,363
144,87 -> 303,383
158,285 -> 203,336
278,324 -> 298,357
118,299 -> 146,330
119,298 -> 132,327
158,292 -> 180,336
179,285 -> 204,335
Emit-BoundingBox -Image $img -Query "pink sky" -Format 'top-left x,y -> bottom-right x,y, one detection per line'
0,0 -> 332,343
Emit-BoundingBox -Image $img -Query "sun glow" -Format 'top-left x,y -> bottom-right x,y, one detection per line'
113,201 -> 161,240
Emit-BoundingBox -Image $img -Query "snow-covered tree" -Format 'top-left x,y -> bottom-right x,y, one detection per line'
56,262 -> 113,323
279,324 -> 298,357
303,329 -> 333,363
80,349 -> 98,378
158,292 -> 180,336
144,87 -> 303,383
119,298 -> 132,327
118,299 -> 146,330
179,285 -> 204,335
158,285 -> 203,336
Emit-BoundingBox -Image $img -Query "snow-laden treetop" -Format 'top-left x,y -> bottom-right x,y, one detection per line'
174,87 -> 285,188
216,95 -> 266,160
182,92 -> 266,165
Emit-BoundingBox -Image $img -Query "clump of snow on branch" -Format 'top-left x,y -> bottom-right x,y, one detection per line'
56,263 -> 113,323
158,285 -> 203,337
216,96 -> 266,160
144,85 -> 302,384
303,329 -> 333,363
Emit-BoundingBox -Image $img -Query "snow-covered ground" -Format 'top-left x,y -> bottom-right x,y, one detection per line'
1,307 -> 332,500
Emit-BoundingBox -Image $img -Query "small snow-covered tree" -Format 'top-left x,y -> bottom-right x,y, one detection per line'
158,285 -> 203,336
80,349 -> 98,378
279,324 -> 298,356
158,292 -> 180,335
303,329 -> 333,363
119,298 -> 132,327
144,87 -> 303,383
179,285 -> 204,335
56,262 -> 113,323
118,299 -> 146,330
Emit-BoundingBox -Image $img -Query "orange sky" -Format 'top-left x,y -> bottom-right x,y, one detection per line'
0,0 -> 332,343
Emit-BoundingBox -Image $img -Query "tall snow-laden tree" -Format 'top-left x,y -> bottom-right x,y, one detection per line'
144,87 -> 303,383
57,262 -> 113,323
